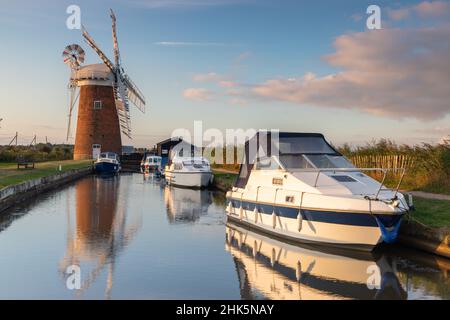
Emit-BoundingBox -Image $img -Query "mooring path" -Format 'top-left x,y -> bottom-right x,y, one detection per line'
408,191 -> 450,201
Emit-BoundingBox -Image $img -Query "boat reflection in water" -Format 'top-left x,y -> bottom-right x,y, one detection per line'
59,175 -> 142,298
164,186 -> 213,223
226,222 -> 407,300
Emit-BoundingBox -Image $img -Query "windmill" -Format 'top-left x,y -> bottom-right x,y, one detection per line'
62,9 -> 146,160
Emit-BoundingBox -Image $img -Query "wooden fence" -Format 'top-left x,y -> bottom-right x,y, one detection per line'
349,154 -> 415,177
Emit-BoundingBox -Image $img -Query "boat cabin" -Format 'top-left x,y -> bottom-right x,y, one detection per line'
235,132 -> 354,189
98,152 -> 120,162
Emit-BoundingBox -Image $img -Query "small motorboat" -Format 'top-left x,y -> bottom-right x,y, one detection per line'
226,131 -> 411,251
165,156 -> 214,188
142,155 -> 163,175
163,139 -> 214,188
94,152 -> 121,174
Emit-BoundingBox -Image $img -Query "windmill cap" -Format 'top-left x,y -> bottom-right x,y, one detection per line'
72,63 -> 114,86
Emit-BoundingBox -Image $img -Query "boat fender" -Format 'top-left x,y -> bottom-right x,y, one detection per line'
271,248 -> 276,267
272,211 -> 277,229
239,205 -> 244,220
296,261 -> 302,282
408,193 -> 415,211
253,207 -> 259,223
375,216 -> 402,244
253,240 -> 258,258
227,201 -> 233,214
297,210 -> 303,232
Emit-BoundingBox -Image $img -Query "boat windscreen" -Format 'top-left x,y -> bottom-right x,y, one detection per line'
279,155 -> 315,169
305,155 -> 355,169
280,154 -> 354,170
276,137 -> 337,154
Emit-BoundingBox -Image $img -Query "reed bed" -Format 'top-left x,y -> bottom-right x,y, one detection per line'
209,139 -> 450,194
339,139 -> 450,194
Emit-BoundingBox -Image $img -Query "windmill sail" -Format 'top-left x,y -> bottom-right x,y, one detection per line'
110,9 -> 121,67
66,86 -> 80,141
121,74 -> 146,113
82,26 -> 115,72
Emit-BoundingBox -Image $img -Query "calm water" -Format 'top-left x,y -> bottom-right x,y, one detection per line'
0,173 -> 449,300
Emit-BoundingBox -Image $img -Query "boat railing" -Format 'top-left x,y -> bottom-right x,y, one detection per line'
292,167 -> 406,200
231,167 -> 406,204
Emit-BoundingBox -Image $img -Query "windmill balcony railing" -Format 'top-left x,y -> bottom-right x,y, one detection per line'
72,70 -> 112,81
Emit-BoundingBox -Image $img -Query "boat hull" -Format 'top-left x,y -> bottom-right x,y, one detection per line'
94,161 -> 120,174
144,165 -> 162,174
226,199 -> 404,251
165,171 -> 213,188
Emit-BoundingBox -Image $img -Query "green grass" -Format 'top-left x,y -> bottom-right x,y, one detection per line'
0,160 -> 92,189
410,197 -> 450,229
212,172 -> 238,191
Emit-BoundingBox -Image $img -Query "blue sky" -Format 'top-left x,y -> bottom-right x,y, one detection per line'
0,0 -> 449,147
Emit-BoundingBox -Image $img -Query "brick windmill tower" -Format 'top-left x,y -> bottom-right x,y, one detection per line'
63,9 -> 146,160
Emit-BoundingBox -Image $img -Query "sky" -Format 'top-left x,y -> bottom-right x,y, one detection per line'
0,0 -> 449,148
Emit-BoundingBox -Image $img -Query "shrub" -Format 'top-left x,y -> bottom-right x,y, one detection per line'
0,144 -> 74,162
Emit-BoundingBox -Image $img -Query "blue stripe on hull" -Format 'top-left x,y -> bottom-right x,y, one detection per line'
228,199 -> 403,228
94,162 -> 120,174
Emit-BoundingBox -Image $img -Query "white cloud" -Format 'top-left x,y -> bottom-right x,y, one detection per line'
249,26 -> 450,121
387,7 -> 411,20
193,72 -> 227,82
387,1 -> 450,21
155,41 -> 228,47
192,72 -> 237,87
234,51 -> 252,64
131,0 -> 254,9
415,0 -> 450,17
183,88 -> 214,101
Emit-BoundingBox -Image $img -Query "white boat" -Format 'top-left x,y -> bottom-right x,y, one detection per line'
226,132 -> 411,251
165,156 -> 214,188
142,155 -> 163,175
164,139 -> 214,188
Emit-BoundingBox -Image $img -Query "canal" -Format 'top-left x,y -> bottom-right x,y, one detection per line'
0,174 -> 449,299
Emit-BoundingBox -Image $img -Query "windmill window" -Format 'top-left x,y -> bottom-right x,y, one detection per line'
94,100 -> 102,110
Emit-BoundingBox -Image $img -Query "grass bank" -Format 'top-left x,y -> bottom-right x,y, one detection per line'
410,197 -> 450,229
0,160 -> 92,189
212,171 -> 237,192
